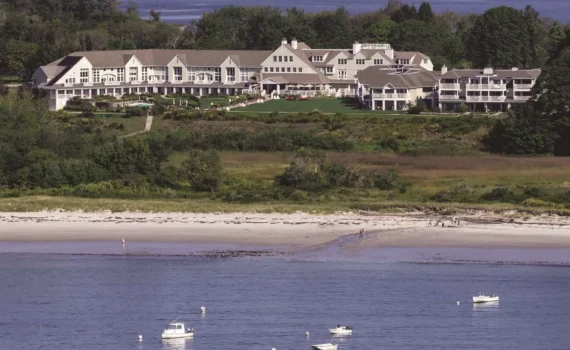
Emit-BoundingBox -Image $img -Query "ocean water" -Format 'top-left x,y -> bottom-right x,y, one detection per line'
129,0 -> 570,23
2,249 -> 570,350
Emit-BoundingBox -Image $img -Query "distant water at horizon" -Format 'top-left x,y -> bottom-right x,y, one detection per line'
129,0 -> 570,24
2,251 -> 570,349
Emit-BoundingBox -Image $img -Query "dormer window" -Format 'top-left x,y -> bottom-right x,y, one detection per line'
356,59 -> 365,65
326,67 -> 333,73
373,59 -> 383,65
398,59 -> 410,65
312,56 -> 323,62
338,58 -> 347,65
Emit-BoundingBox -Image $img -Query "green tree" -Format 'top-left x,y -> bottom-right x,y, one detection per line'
467,6 -> 534,68
390,4 -> 417,23
0,39 -> 38,79
177,150 -> 224,192
546,22 -> 567,57
442,35 -> 465,67
311,7 -> 354,48
417,2 -> 435,22
363,20 -> 398,43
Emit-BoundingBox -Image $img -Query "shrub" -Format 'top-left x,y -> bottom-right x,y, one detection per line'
177,150 -> 224,192
125,106 -> 148,117
456,103 -> 469,113
374,168 -> 401,190
480,186 -> 516,202
65,97 -> 95,112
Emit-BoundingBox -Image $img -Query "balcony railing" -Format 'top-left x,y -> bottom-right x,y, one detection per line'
371,93 -> 409,99
440,83 -> 460,90
513,95 -> 531,101
466,96 -> 506,102
147,80 -> 166,85
467,84 -> 506,90
440,95 -> 461,100
514,84 -> 533,89
130,80 -> 141,84
103,81 -> 120,86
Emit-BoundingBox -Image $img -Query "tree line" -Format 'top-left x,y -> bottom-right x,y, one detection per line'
1,0 -> 569,80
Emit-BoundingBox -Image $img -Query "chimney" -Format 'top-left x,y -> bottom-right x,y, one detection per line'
281,38 -> 287,46
512,67 -> 518,71
483,67 -> 493,75
384,48 -> 394,60
353,41 -> 362,54
291,38 -> 298,50
441,65 -> 448,75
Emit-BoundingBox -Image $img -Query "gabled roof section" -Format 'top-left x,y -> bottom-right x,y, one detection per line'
395,51 -> 430,65
61,49 -> 272,68
440,68 -> 541,79
356,67 -> 438,88
46,56 -> 83,86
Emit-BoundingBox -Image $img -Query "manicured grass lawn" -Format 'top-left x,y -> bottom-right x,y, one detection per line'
232,97 -> 386,114
94,115 -> 146,135
199,97 -> 229,109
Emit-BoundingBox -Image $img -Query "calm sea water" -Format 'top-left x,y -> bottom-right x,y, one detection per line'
129,0 -> 570,23
2,250 -> 570,350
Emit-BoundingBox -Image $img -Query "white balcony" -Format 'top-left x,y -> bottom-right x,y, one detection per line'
103,81 -> 120,86
440,95 -> 462,100
513,95 -> 531,101
130,80 -> 141,85
489,96 -> 506,102
83,83 -> 93,87
466,96 -> 506,102
467,84 -> 506,90
63,83 -> 74,87
147,80 -> 166,85
171,80 -> 183,84
372,93 -> 409,99
514,84 -> 533,89
440,83 -> 460,90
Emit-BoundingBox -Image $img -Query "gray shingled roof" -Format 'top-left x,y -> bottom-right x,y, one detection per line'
356,67 -> 438,88
441,68 -> 541,79
63,49 -> 272,68
394,51 -> 430,65
299,48 -> 394,66
260,73 -> 330,84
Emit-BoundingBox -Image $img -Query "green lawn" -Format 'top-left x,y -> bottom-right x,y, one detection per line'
199,97 -> 230,109
231,97 -> 386,114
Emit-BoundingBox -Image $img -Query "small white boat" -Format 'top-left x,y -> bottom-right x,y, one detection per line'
472,293 -> 499,303
161,321 -> 195,339
311,343 -> 337,350
328,325 -> 353,335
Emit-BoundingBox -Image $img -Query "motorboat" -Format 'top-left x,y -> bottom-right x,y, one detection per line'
329,325 -> 353,335
472,293 -> 499,303
311,343 -> 337,350
161,321 -> 195,339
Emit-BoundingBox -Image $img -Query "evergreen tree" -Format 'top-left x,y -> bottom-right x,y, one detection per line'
417,2 -> 435,22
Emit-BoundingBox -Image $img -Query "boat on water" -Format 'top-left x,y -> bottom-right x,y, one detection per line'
472,293 -> 499,303
329,325 -> 353,335
311,343 -> 337,350
161,321 -> 195,339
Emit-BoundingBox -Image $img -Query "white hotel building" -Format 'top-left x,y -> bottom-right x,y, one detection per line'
30,39 -> 435,111
30,38 -> 539,112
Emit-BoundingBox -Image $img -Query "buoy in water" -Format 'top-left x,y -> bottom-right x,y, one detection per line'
201,306 -> 206,313
457,301 -> 460,305
305,331 -> 309,337
138,335 -> 143,341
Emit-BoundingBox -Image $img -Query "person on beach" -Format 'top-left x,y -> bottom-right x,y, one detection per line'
359,229 -> 364,237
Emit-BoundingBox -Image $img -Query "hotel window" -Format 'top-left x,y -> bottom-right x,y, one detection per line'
423,59 -> 428,64
80,69 -> 89,83
65,72 -> 76,84
287,67 -> 291,72
214,67 -> 221,81
264,67 -> 268,72
93,70 -> 101,83
312,56 -> 323,62
373,59 -> 383,65
356,59 -> 365,65
117,68 -> 125,82
338,59 -> 347,65
289,56 -> 293,61
293,68 -> 297,72
241,68 -> 250,82
279,56 -> 282,62
338,69 -> 347,80
174,67 -> 183,81
284,56 -> 288,62
129,67 -> 138,81
270,67 -> 274,72
281,67 -> 285,72
326,67 -> 333,74
142,67 -> 148,81
188,67 -> 196,81
299,68 -> 303,73
273,56 -> 277,62
398,59 -> 410,65
226,67 -> 235,81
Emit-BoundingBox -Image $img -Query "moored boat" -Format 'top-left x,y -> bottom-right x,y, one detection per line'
328,325 -> 353,335
311,343 -> 337,350
472,293 -> 499,303
161,321 -> 195,339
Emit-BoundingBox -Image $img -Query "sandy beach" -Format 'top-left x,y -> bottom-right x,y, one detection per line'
2,211 -> 570,250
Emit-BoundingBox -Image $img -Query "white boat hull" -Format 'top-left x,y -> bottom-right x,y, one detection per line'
162,332 -> 194,339
311,344 -> 337,350
329,329 -> 352,336
472,296 -> 499,303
